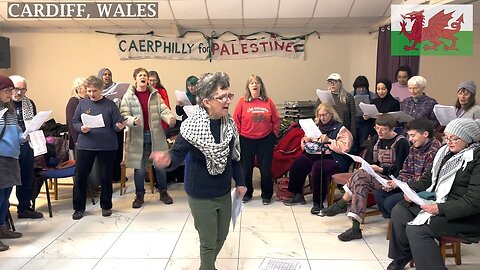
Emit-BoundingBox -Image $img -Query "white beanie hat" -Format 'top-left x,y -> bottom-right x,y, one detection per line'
444,118 -> 480,144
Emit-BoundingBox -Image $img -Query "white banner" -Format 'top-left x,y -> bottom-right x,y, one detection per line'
116,35 -> 209,60
211,37 -> 305,60
116,35 -> 306,60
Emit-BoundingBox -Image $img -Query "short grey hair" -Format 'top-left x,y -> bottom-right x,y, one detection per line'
196,72 -> 230,108
408,75 -> 427,89
84,75 -> 104,90
9,75 -> 27,88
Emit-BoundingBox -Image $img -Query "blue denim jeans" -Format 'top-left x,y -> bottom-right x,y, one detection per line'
0,187 -> 13,226
134,131 -> 167,193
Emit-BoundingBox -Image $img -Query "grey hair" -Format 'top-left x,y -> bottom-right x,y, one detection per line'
9,75 -> 27,88
408,75 -> 427,89
196,72 -> 230,108
84,75 -> 104,90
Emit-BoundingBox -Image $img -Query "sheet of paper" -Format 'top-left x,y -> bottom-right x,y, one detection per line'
354,95 -> 371,116
103,82 -> 130,107
22,110 -> 53,139
392,177 -> 432,206
359,102 -> 380,117
433,104 -> 457,126
298,118 -> 322,139
231,188 -> 243,231
28,130 -> 47,157
345,153 -> 389,187
81,113 -> 105,128
0,107 -> 7,119
183,105 -> 198,117
259,258 -> 302,270
316,89 -> 335,105
175,90 -> 192,106
387,111 -> 415,123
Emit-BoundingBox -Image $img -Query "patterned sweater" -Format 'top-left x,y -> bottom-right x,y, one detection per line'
398,138 -> 442,186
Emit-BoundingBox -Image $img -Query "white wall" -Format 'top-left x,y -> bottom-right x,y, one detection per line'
0,32 -> 377,122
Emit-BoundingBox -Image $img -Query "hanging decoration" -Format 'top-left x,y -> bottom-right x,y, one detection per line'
99,30 -> 320,61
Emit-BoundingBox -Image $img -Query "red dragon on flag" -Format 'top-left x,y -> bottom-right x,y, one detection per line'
399,9 -> 464,51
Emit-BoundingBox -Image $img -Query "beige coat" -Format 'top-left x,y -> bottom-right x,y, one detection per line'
120,84 -> 174,169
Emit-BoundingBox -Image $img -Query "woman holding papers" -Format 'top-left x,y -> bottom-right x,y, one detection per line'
321,115 -> 409,242
387,118 -> 480,270
284,103 -> 353,215
351,76 -> 376,154
369,78 -> 400,116
121,68 -> 175,208
0,75 -> 25,251
233,74 -> 279,204
401,76 -> 439,129
150,72 -> 246,270
148,70 -> 171,131
72,75 -> 125,220
454,81 -> 480,119
176,75 -> 198,120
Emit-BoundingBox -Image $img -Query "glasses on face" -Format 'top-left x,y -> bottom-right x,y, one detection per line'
213,93 -> 234,103
13,87 -> 26,93
317,112 -> 330,118
148,79 -> 158,84
1,87 -> 13,93
444,136 -> 461,144
374,126 -> 391,132
327,80 -> 340,85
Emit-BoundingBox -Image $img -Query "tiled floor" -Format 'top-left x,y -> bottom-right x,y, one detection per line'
1,174 -> 479,270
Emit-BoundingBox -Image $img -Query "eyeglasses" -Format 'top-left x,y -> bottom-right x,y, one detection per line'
317,112 -> 330,118
327,80 -> 340,85
13,87 -> 26,93
374,126 -> 391,132
444,136 -> 461,144
213,93 -> 234,103
1,87 -> 13,93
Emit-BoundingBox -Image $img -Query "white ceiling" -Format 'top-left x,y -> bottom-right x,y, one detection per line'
0,0 -> 477,35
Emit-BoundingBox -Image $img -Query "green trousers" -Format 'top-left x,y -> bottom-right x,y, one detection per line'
188,192 -> 232,270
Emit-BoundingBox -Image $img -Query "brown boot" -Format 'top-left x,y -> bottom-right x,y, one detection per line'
0,239 -> 9,251
0,224 -> 22,239
159,189 -> 173,204
132,192 -> 145,208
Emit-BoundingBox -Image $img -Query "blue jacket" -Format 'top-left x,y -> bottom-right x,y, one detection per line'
0,109 -> 24,158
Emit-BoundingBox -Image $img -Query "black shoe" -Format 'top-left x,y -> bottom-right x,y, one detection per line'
102,209 -> 112,217
310,203 -> 323,215
18,208 -> 43,219
338,228 -> 363,242
159,189 -> 173,204
387,257 -> 412,270
72,210 -> 84,220
320,203 -> 347,217
283,194 -> 306,206
242,195 -> 252,203
262,198 -> 272,205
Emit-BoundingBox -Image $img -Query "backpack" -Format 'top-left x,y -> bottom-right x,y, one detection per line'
271,122 -> 305,180
275,176 -> 294,201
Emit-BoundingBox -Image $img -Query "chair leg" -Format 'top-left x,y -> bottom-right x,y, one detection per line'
440,240 -> 447,261
120,163 -> 126,196
386,219 -> 391,240
327,181 -> 336,206
54,178 -> 59,200
149,166 -> 155,194
454,242 -> 462,265
44,178 -> 53,218
6,210 -> 15,231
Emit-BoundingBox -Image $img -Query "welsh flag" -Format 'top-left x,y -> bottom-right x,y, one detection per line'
391,4 -> 473,56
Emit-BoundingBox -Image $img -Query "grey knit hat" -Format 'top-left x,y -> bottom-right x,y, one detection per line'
457,81 -> 477,96
444,118 -> 480,144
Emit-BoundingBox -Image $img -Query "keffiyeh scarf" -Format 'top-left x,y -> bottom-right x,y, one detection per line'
21,98 -> 35,121
180,106 -> 240,175
409,143 -> 480,225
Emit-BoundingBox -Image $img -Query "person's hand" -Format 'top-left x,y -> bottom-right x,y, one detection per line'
303,136 -> 313,143
236,186 -> 247,198
115,122 -> 125,130
363,115 -> 370,120
382,180 -> 398,192
81,126 -> 91,133
371,164 -> 383,173
403,193 -> 412,202
134,117 -> 142,126
168,117 -> 176,127
150,151 -> 171,168
176,100 -> 182,106
421,203 -> 439,215
319,134 -> 330,143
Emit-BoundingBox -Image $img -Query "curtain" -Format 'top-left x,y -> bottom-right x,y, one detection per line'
376,25 -> 420,82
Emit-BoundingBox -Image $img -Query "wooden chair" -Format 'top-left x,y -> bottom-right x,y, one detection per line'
119,164 -> 155,195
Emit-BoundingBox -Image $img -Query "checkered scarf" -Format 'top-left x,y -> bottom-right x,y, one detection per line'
180,106 -> 240,175
21,97 -> 35,121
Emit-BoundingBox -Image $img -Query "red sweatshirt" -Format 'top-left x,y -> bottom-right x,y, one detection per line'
233,97 -> 280,139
